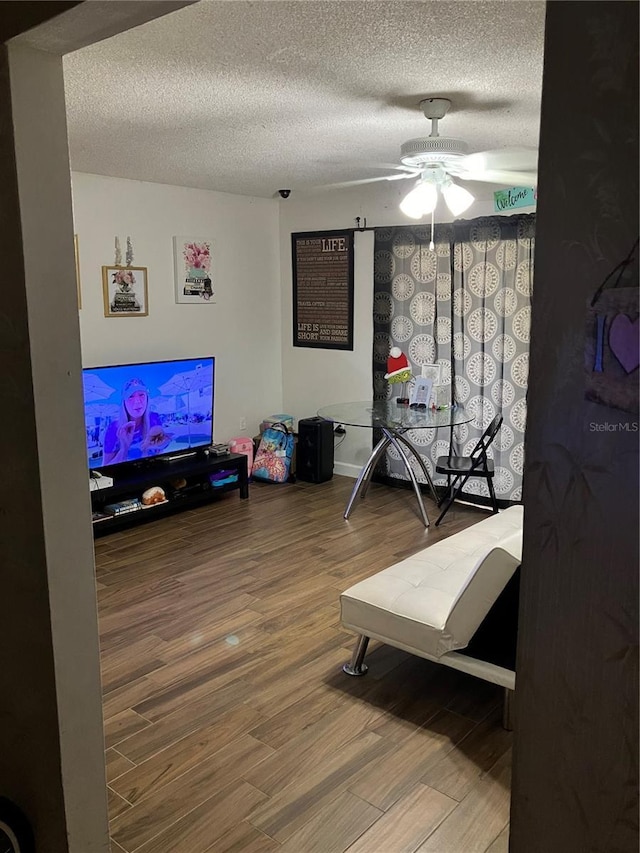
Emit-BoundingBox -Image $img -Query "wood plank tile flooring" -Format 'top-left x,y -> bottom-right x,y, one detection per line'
95,475 -> 511,853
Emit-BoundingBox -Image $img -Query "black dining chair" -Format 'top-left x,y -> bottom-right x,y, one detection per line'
434,414 -> 503,526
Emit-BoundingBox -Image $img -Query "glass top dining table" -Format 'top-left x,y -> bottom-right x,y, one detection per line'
317,400 -> 472,431
317,400 -> 473,527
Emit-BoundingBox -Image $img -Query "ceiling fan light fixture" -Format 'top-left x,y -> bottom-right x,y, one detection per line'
399,178 -> 438,219
442,179 -> 475,216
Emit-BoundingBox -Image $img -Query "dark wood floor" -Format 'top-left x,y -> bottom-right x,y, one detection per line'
95,475 -> 511,853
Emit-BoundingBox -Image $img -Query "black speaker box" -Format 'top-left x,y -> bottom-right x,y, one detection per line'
297,417 -> 334,483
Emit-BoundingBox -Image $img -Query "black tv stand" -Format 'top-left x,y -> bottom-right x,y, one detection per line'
90,452 -> 248,536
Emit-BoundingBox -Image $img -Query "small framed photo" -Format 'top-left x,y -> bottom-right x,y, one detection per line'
173,236 -> 215,304
102,266 -> 148,317
421,363 -> 442,384
409,376 -> 433,407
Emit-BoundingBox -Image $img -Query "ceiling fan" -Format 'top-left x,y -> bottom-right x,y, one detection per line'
327,97 -> 538,220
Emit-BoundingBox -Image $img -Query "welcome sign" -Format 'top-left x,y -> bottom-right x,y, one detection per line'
494,186 -> 536,212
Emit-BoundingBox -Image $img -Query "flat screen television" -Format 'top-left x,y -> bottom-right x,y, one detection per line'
83,356 -> 214,470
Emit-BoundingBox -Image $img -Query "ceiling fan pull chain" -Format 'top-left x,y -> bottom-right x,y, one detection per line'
429,207 -> 435,251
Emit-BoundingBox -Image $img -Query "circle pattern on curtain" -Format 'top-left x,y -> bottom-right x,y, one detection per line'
373,215 -> 535,503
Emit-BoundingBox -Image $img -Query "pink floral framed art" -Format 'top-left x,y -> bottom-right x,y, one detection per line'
173,236 -> 215,304
102,266 -> 149,317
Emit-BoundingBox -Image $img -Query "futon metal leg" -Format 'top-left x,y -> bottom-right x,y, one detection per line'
502,687 -> 515,731
343,635 -> 370,676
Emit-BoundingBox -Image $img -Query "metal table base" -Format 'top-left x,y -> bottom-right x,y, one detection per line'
343,427 -> 439,528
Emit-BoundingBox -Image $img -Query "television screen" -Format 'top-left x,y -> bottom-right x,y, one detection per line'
83,357 -> 214,469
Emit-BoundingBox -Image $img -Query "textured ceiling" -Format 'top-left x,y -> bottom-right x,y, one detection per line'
62,0 -> 546,198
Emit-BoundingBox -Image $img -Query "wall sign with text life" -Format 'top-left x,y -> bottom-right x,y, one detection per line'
292,231 -> 354,350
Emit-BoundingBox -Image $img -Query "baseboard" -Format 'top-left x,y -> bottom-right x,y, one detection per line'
334,461 -> 360,479
371,471 -> 516,510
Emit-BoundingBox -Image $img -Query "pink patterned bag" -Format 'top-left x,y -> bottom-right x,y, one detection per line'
251,423 -> 294,483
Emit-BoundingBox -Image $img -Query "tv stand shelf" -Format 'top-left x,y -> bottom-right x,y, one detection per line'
90,451 -> 248,536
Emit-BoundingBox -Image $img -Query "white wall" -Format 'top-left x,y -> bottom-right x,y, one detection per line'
73,172 -> 282,442
278,180 -> 535,475
73,171 -> 534,473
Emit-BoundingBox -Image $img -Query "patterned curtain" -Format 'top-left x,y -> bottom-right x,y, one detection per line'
372,214 -> 535,505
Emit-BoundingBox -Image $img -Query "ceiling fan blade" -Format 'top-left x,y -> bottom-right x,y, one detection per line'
313,172 -> 416,191
456,146 -> 538,175
326,160 -> 421,175
363,162 -> 422,174
453,168 -> 537,187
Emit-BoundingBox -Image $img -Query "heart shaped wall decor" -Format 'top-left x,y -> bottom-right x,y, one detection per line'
609,314 -> 639,373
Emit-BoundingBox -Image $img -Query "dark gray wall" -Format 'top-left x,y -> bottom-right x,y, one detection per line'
1,7 -> 202,851
512,3 -> 639,852
0,2 -> 79,41
0,44 -> 70,851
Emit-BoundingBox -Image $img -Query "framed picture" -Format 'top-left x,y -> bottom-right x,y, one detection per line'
409,376 -> 433,407
74,234 -> 82,309
420,363 -> 442,384
173,236 -> 215,304
292,230 -> 354,350
102,266 -> 148,317
420,364 -> 446,407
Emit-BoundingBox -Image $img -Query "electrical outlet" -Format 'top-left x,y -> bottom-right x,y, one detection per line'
239,416 -> 247,430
